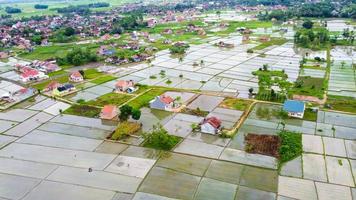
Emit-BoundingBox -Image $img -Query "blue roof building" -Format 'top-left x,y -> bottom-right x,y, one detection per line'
283,100 -> 305,118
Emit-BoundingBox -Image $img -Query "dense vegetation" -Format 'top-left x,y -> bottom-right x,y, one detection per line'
169,43 -> 190,54
253,65 -> 290,102
258,1 -> 356,20
34,4 -> 48,9
56,47 -> 98,66
294,27 -> 330,50
278,130 -> 302,167
5,7 -> 22,14
111,14 -> 147,34
111,121 -> 141,140
57,2 -> 110,14
142,124 -> 181,150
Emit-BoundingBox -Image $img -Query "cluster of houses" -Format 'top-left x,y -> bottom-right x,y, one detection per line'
0,87 -> 36,105
147,9 -> 198,28
41,71 -> 84,96
14,61 -> 60,83
0,12 -> 121,49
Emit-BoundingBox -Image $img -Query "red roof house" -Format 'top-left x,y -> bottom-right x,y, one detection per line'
69,71 -> 84,82
200,117 -> 222,135
115,80 -> 135,93
100,105 -> 118,120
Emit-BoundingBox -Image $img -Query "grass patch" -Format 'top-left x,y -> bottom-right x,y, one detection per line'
84,92 -> 132,107
128,88 -> 169,109
150,109 -> 172,120
18,43 -> 100,61
89,75 -> 116,84
181,107 -> 209,117
215,20 -> 273,35
220,98 -> 252,111
63,104 -> 101,118
251,38 -> 288,51
289,76 -> 325,99
32,75 -> 69,90
326,95 -> 356,113
47,70 -> 67,77
142,124 -> 181,151
83,68 -> 103,79
303,108 -> 317,121
278,130 -> 302,167
111,121 -> 141,140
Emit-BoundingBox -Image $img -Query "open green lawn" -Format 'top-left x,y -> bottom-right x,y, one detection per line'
0,0 -> 135,18
251,38 -> 288,51
83,68 -> 103,79
128,87 -> 170,109
18,43 -> 100,61
47,70 -> 67,77
289,76 -> 325,99
326,95 -> 356,113
63,104 -> 101,118
32,75 -> 69,90
90,75 -> 116,85
303,108 -> 318,121
215,20 -> 273,35
220,98 -> 252,111
84,92 -> 133,107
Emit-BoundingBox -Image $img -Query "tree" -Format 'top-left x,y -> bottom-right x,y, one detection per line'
216,11 -> 221,18
302,20 -> 314,29
119,105 -> 133,121
34,4 -> 48,9
131,109 -> 141,120
79,70 -> 85,76
5,7 -> 21,14
64,27 -> 75,36
142,124 -> 180,150
263,64 -> 269,71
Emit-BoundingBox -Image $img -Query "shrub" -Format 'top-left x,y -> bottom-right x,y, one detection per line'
131,109 -> 141,120
142,124 -> 181,150
278,131 -> 302,165
119,105 -> 133,121
34,4 -> 48,9
111,121 -> 141,140
5,7 -> 21,14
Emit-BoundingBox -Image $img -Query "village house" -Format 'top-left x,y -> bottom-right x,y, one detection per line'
147,18 -> 158,28
150,95 -> 179,111
1,88 -> 35,103
52,83 -> 76,96
100,105 -> 118,120
259,36 -> 271,42
200,116 -> 222,135
69,71 -> 84,82
19,67 -> 48,83
44,81 -> 62,92
283,100 -> 305,119
98,46 -> 116,56
115,80 -> 136,93
30,60 -> 61,73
